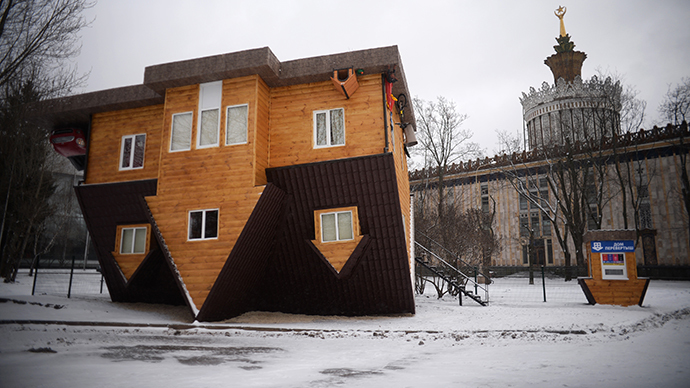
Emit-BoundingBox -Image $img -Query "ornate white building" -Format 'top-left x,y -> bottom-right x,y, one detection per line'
521,76 -> 621,150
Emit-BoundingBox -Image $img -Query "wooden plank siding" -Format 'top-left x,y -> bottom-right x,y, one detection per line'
390,102 -> 412,263
254,77 -> 270,186
85,104 -> 164,184
146,76 -> 267,309
268,74 -> 386,168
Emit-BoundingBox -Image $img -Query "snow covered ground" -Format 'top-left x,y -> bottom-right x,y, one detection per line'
1,271 -> 689,388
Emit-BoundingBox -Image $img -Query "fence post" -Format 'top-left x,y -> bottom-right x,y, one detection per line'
541,265 -> 546,302
474,267 -> 478,295
31,254 -> 39,296
82,230 -> 90,270
68,255 -> 75,299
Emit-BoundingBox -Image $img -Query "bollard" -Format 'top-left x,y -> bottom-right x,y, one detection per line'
68,255 -> 76,299
541,265 -> 547,302
31,255 -> 39,296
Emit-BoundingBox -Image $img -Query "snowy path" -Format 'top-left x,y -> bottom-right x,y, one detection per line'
1,274 -> 690,387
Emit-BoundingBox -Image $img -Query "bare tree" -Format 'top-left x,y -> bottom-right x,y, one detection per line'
659,78 -> 690,125
659,78 -> 690,246
0,79 -> 57,281
414,197 -> 500,298
494,128 -> 525,156
610,81 -> 647,234
411,97 -> 497,295
500,150 -> 575,279
412,96 -> 482,218
0,0 -> 92,281
0,0 -> 93,92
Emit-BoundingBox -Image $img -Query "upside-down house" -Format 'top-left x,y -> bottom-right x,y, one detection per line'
34,46 -> 418,321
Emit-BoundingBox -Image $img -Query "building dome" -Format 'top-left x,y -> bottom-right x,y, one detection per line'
520,8 -> 621,150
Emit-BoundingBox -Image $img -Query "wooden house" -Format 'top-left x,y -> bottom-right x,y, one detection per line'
33,46 -> 417,321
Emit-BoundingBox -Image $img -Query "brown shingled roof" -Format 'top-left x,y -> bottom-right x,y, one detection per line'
74,179 -> 185,306
32,46 -> 415,130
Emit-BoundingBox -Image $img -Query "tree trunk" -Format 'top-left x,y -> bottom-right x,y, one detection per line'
437,171 -> 445,221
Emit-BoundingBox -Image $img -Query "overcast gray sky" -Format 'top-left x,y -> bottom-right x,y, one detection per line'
74,0 -> 690,155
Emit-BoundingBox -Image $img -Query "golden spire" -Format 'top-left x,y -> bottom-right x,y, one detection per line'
555,6 -> 567,37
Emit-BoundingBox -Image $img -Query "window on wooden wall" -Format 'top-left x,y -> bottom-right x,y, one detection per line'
225,104 -> 248,145
188,209 -> 219,240
321,211 -> 353,242
314,206 -> 359,243
120,134 -> 146,170
198,81 -> 222,148
171,112 -> 193,151
119,226 -> 148,254
314,108 -> 345,148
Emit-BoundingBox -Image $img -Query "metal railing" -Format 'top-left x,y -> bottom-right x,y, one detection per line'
415,241 -> 489,305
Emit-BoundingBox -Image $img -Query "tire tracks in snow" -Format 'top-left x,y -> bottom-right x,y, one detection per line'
2,306 -> 689,344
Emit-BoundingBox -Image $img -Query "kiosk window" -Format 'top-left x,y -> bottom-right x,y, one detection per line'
601,253 -> 627,280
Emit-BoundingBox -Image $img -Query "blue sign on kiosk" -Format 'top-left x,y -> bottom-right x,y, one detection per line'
591,240 -> 635,253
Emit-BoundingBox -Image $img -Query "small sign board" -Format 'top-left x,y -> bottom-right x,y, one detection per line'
591,240 -> 635,253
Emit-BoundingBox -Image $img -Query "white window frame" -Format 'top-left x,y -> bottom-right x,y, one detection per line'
120,227 -> 147,254
197,81 -> 223,149
225,104 -> 249,145
170,111 -> 193,152
313,108 -> 345,148
119,134 -> 146,170
320,210 -> 354,242
188,209 -> 219,241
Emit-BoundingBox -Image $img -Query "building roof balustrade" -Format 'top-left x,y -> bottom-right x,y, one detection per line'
409,122 -> 689,181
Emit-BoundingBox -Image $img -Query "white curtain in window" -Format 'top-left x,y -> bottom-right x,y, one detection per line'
121,229 -> 134,254
226,105 -> 248,144
330,109 -> 344,145
316,112 -> 327,146
133,135 -> 145,168
133,228 -> 146,253
337,212 -> 353,240
121,137 -> 132,168
171,113 -> 192,151
321,213 -> 336,241
199,109 -> 219,147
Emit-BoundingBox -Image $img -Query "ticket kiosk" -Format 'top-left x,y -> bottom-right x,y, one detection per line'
578,230 -> 650,306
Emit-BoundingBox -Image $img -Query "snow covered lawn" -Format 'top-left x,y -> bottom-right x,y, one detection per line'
1,272 -> 689,387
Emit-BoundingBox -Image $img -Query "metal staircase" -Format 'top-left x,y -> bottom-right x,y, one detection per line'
414,239 -> 489,306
